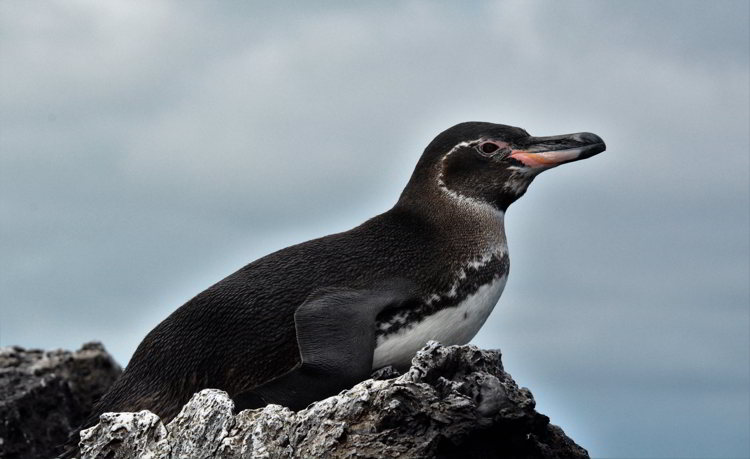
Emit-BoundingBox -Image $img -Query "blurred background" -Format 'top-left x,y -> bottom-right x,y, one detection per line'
1,1 -> 748,457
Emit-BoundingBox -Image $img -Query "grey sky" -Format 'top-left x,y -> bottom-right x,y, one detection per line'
1,1 -> 748,457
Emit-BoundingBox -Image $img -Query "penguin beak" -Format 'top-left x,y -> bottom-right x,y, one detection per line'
509,132 -> 606,169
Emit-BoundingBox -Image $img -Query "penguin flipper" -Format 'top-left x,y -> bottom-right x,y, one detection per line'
247,280 -> 415,410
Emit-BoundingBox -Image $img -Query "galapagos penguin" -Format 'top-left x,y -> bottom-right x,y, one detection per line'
81,121 -> 605,430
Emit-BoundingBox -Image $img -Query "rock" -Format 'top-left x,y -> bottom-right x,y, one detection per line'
78,411 -> 169,459
78,342 -> 588,458
167,389 -> 235,459
0,342 -> 122,459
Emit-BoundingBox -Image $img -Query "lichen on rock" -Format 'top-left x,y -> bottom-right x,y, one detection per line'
77,342 -> 588,458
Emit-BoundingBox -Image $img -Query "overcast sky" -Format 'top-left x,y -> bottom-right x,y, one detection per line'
1,1 -> 748,457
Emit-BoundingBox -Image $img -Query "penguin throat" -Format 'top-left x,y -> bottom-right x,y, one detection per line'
503,165 -> 534,197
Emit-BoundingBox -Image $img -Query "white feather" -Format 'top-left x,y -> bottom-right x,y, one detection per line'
372,273 -> 507,370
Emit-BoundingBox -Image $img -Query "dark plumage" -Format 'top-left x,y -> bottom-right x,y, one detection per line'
63,121 -> 605,456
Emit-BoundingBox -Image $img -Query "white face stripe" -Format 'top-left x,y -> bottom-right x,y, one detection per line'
435,140 -> 505,221
435,140 -> 476,190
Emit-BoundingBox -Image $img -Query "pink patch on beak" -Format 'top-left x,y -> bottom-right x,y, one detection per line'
509,149 -> 581,167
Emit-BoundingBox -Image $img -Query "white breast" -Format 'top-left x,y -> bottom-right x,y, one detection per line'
372,274 -> 507,370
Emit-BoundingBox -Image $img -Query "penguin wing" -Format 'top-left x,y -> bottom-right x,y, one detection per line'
249,279 -> 416,410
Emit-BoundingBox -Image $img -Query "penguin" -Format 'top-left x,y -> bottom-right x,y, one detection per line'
69,122 -> 605,450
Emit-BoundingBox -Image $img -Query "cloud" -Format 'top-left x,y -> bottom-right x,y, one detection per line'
1,1 -> 747,457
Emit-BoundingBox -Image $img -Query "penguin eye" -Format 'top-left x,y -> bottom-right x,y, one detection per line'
478,142 -> 500,155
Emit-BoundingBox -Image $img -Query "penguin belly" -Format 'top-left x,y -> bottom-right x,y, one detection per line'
372,274 -> 507,370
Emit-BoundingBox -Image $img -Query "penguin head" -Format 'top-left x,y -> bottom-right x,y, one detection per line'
401,122 -> 606,212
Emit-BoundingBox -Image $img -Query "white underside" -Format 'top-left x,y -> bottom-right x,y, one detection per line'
372,274 -> 507,370
371,139 -> 509,370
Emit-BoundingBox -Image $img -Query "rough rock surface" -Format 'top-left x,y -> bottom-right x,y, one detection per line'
0,342 -> 122,459
79,342 -> 587,458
